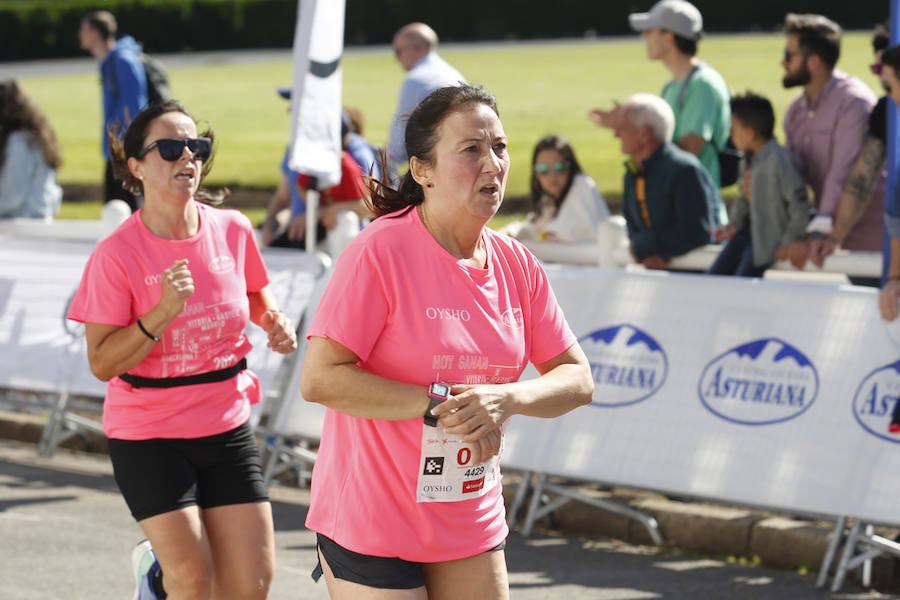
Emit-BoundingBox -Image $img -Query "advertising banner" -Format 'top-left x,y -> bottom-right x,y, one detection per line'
503,266 -> 900,526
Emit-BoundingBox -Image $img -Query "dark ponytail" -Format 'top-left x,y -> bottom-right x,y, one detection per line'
366,83 -> 499,218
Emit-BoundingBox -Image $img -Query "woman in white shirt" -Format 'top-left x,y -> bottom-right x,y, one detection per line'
0,80 -> 62,220
507,135 -> 609,242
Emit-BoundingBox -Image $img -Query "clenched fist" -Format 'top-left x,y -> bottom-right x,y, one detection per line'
160,259 -> 195,316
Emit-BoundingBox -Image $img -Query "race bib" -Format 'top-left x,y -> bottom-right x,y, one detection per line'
416,422 -> 502,503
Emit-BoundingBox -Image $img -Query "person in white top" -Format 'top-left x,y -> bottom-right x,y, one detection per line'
505,135 -> 610,243
386,22 -> 465,182
0,80 -> 62,220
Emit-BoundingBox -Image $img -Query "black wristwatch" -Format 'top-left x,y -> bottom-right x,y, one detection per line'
424,382 -> 450,427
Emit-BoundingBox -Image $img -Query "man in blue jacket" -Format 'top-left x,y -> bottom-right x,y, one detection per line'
611,93 -> 720,269
79,10 -> 147,212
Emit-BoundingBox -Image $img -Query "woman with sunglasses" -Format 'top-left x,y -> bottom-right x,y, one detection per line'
67,100 -> 297,600
504,134 -> 610,243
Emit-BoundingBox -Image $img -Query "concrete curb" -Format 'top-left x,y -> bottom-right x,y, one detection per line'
3,409 -> 898,593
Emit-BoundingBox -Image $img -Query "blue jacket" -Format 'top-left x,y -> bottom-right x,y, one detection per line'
100,36 -> 147,158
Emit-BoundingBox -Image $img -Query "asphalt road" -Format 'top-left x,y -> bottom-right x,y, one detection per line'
1,439 -> 896,600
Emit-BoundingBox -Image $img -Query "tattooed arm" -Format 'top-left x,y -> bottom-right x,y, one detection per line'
810,134 -> 884,266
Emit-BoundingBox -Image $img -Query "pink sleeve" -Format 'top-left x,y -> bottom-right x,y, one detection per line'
243,220 -> 269,293
67,247 -> 134,326
307,243 -> 390,361
818,96 -> 873,217
525,252 -> 577,365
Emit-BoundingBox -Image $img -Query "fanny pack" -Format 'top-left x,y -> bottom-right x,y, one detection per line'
118,358 -> 247,389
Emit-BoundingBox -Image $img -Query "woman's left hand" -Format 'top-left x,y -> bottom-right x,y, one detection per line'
432,384 -> 513,442
263,310 -> 297,354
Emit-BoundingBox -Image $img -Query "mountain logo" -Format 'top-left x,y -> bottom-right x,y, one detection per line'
578,324 -> 668,407
697,337 -> 818,426
852,360 -> 900,444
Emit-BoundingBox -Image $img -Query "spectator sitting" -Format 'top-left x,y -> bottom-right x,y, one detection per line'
0,80 -> 62,220
261,89 -> 374,256
811,22 -> 891,269
610,93 -> 719,270
781,13 -> 883,277
708,93 -> 810,277
262,149 -> 371,258
342,106 -> 381,181
503,135 -> 611,243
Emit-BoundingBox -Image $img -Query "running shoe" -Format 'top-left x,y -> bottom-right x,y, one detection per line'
131,539 -> 162,600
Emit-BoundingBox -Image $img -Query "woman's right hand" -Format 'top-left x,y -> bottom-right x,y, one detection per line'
160,259 -> 195,316
469,428 -> 502,466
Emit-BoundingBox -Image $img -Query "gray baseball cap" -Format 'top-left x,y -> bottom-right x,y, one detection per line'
629,0 -> 703,41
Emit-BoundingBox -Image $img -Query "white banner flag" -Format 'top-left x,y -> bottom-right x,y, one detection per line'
288,0 -> 345,188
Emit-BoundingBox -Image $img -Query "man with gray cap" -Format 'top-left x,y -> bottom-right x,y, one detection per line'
386,22 -> 465,182
592,0 -> 730,223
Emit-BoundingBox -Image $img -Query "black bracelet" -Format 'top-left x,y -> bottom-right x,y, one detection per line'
136,318 -> 160,342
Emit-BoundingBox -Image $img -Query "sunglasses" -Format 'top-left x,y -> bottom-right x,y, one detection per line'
137,137 -> 212,162
534,161 -> 570,175
871,62 -> 884,76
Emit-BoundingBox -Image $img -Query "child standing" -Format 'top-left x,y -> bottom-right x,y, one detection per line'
708,92 -> 810,277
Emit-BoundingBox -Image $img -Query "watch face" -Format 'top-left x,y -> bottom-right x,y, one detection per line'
430,382 -> 449,397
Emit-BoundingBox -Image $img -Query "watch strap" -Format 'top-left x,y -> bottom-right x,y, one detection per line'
424,395 -> 443,427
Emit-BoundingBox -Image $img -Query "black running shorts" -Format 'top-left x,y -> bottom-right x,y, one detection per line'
108,422 -> 269,522
312,533 -> 507,589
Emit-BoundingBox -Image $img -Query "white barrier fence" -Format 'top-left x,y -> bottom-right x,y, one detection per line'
0,234 -> 320,453
503,266 -> 900,527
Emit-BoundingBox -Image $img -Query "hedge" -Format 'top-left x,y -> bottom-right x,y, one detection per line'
0,0 -> 890,61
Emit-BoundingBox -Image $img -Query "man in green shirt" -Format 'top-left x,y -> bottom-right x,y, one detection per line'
591,1 -> 730,226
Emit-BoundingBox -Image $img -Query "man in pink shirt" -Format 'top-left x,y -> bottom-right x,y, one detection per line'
781,13 -> 884,263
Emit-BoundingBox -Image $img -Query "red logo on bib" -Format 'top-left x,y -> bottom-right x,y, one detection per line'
462,477 -> 485,494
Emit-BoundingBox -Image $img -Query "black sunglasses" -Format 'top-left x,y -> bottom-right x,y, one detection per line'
137,137 -> 212,162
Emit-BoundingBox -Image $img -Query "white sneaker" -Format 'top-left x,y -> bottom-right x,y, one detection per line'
130,539 -> 162,600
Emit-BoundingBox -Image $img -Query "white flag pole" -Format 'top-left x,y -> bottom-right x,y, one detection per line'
288,0 -> 345,254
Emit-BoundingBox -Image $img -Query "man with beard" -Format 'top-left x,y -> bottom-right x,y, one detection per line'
782,13 -> 883,269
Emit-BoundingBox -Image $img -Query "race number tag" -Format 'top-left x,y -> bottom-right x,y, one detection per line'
416,422 -> 501,503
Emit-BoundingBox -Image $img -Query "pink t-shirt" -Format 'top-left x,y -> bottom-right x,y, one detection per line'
306,207 -> 576,562
67,203 -> 270,440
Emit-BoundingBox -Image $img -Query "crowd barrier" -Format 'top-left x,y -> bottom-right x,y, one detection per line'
3,220 -> 896,589
0,232 -> 321,455
520,223 -> 883,280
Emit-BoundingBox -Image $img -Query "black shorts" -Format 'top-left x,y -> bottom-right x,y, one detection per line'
312,533 -> 507,590
108,422 -> 269,522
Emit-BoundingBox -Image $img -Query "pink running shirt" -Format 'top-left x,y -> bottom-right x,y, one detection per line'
67,204 -> 269,440
306,207 -> 576,562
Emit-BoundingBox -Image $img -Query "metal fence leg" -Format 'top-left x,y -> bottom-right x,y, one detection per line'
862,523 -> 875,588
521,472 -> 548,537
832,519 -> 862,592
506,470 -> 531,529
37,391 -> 69,458
816,515 -> 847,588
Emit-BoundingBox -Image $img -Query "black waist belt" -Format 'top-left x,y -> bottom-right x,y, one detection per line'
119,358 -> 247,389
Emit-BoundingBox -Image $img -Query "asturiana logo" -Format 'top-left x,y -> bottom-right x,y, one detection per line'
579,324 -> 667,407
852,360 -> 900,444
697,338 -> 818,426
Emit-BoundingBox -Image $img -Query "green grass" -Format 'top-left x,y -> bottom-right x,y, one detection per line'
17,33 -> 882,201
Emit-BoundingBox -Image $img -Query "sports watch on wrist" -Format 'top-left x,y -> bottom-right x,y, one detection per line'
424,382 -> 450,427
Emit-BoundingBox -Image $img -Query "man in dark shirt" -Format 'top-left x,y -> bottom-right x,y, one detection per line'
611,93 -> 720,269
